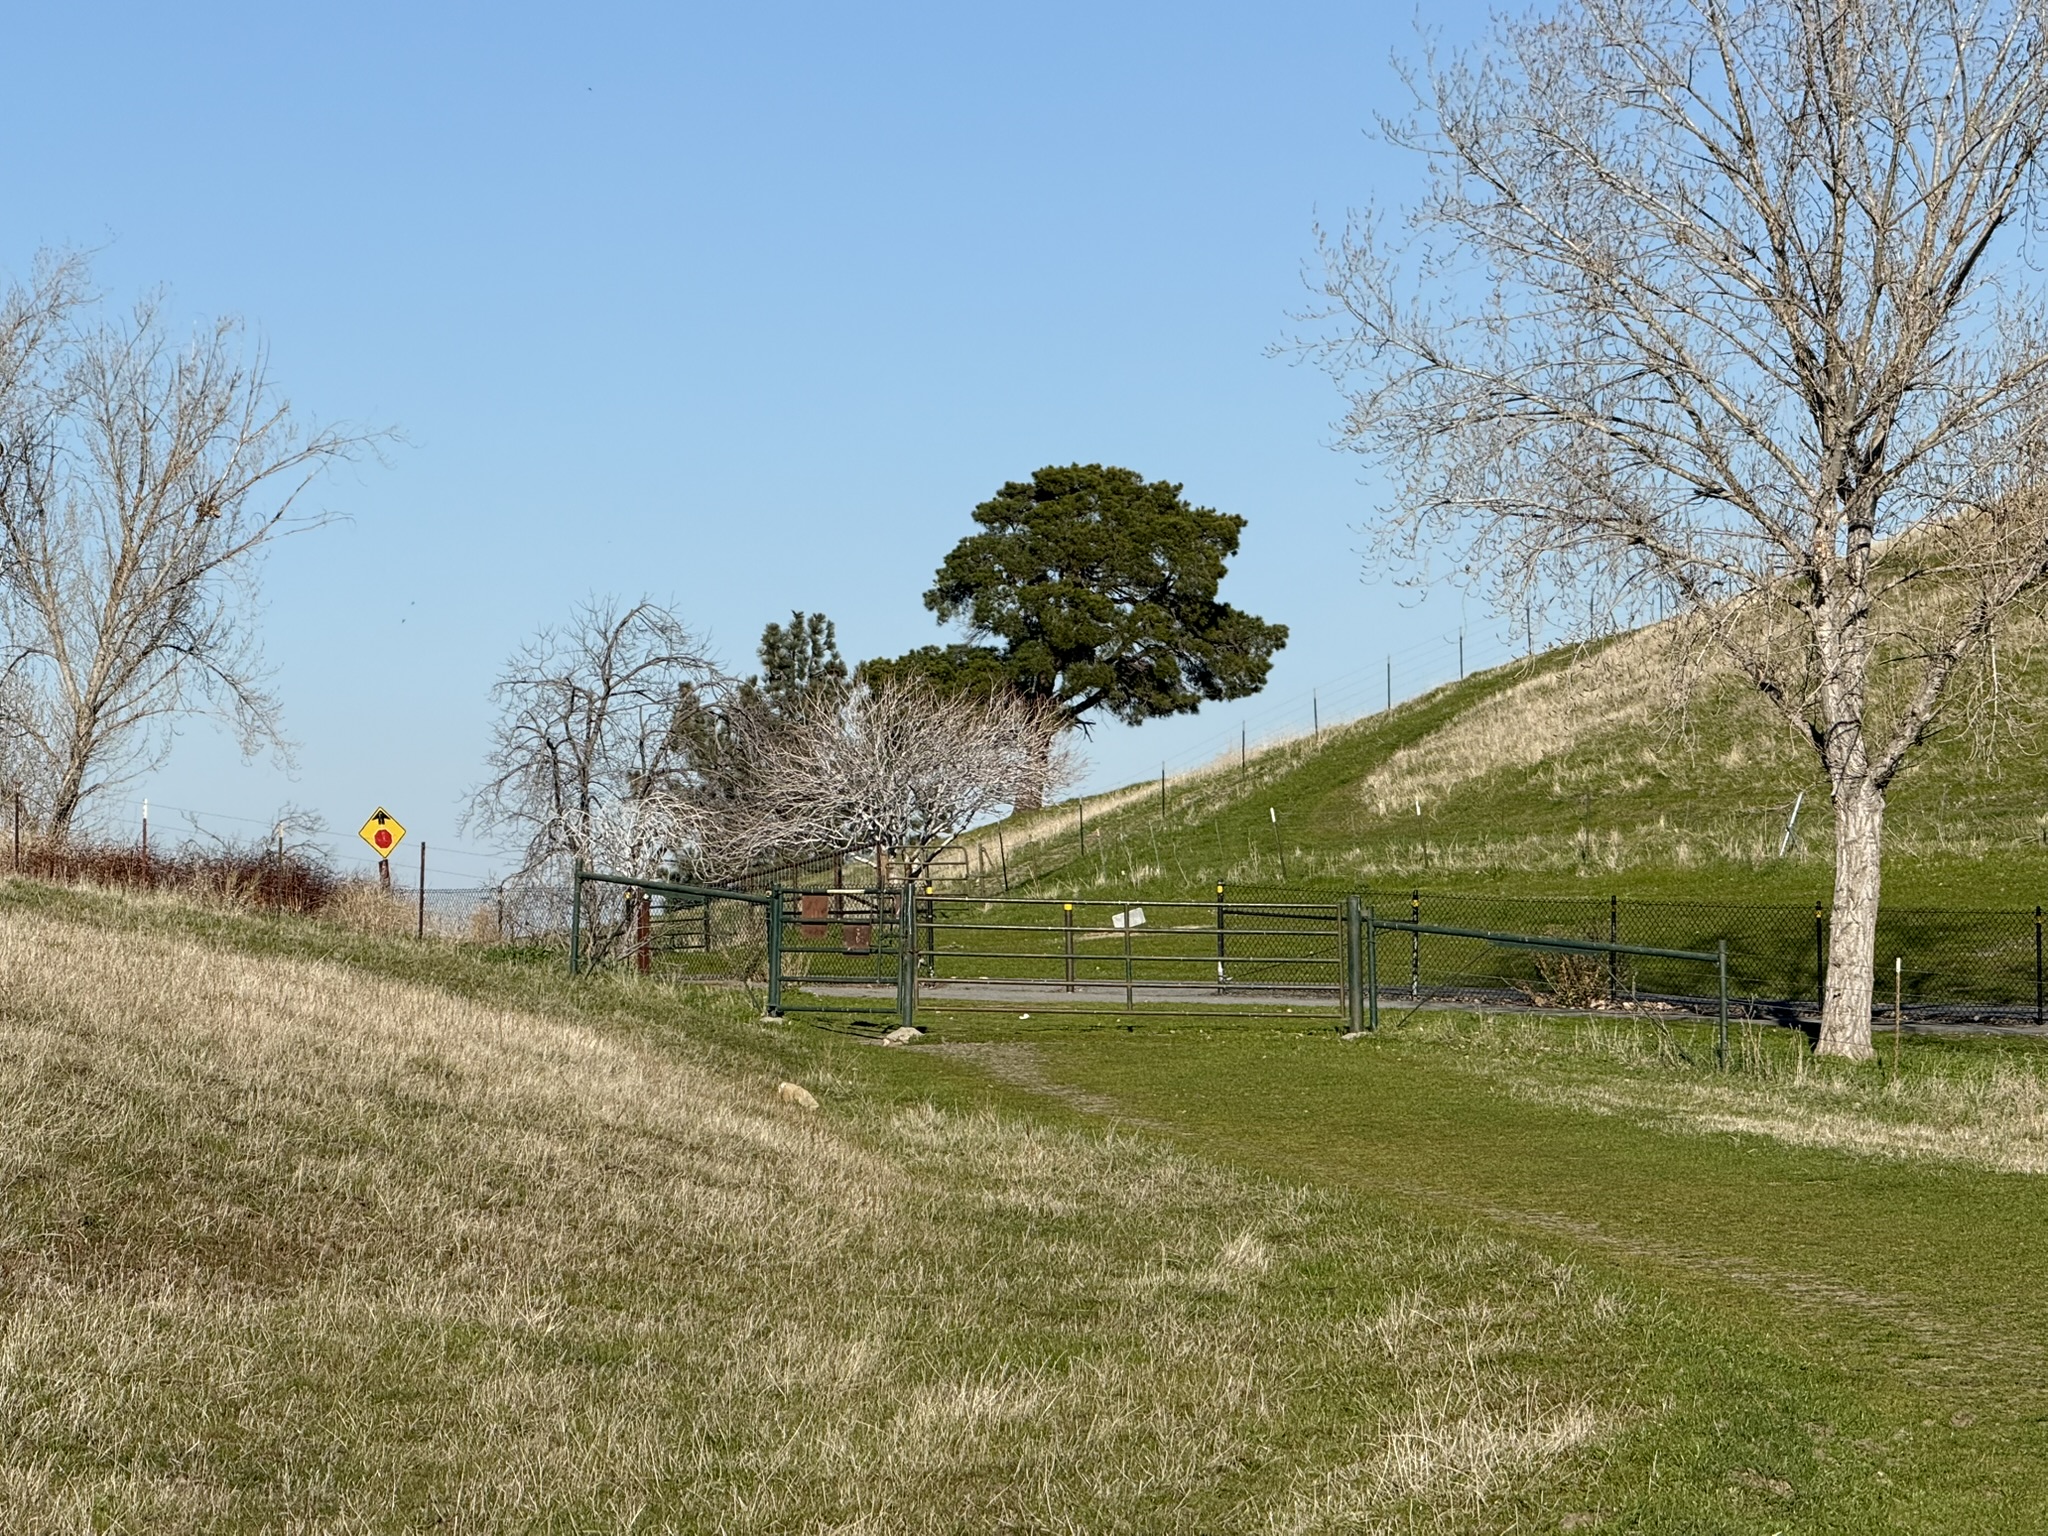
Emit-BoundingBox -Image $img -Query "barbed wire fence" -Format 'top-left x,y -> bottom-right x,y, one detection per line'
1133,621 -> 1530,795
25,793 -> 533,941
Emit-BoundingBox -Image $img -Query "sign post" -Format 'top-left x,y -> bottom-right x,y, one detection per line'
358,807 -> 407,891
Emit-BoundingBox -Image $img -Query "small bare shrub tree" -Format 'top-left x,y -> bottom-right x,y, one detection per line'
467,597 -> 723,940
1311,0 -> 2048,1057
0,256 -> 373,836
700,678 -> 1073,882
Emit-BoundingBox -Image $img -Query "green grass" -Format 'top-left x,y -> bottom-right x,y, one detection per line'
909,1002 -> 2048,1529
986,624 -> 2048,911
9,880 -> 2048,1529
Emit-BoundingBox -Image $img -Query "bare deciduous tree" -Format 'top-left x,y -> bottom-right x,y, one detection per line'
700,678 -> 1072,881
1310,0 -> 2048,1057
0,259 -> 375,835
467,596 -> 723,888
0,251 -> 85,453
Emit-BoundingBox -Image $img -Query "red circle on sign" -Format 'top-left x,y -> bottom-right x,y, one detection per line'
375,830 -> 392,850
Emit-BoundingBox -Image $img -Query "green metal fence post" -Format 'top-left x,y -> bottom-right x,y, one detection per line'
569,859 -> 583,976
900,880 -> 918,1033
1366,906 -> 1380,1033
1064,903 -> 1076,993
1124,902 -> 1134,1008
1410,890 -> 1421,998
1717,938 -> 1729,1070
1344,895 -> 1363,1033
766,884 -> 784,1017
1215,882 -> 1226,992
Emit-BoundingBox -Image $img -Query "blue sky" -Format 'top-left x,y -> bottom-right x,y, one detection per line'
0,1 -> 1508,888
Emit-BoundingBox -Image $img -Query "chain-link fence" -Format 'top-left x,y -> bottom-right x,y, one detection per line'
1228,883 -> 2045,1022
564,866 -> 2046,1030
718,851 -> 847,897
774,885 -> 911,1024
568,870 -> 779,987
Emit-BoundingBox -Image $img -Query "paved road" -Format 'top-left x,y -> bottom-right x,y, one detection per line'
783,977 -> 2048,1036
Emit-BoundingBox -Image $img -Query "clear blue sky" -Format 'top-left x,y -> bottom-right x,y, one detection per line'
1,1 -> 1507,887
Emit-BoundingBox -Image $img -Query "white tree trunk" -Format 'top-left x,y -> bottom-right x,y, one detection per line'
1818,782 -> 1885,1060
47,722 -> 95,841
1012,726 -> 1055,813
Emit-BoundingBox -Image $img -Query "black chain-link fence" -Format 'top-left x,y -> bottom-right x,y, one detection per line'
569,871 -> 779,986
718,851 -> 847,896
1228,883 -> 2045,1022
566,865 -> 2047,1029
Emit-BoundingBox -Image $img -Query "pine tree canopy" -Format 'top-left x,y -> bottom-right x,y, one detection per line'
869,464 -> 1285,730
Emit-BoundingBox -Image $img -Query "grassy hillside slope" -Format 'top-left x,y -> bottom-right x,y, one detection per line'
992,623 -> 2048,908
8,886 -> 2048,1526
0,884 -> 1658,1532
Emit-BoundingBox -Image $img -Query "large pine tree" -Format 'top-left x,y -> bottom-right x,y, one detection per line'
864,465 -> 1286,775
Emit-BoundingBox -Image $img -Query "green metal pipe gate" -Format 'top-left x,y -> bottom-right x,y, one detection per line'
569,867 -> 1735,1062
1367,916 -> 1728,1060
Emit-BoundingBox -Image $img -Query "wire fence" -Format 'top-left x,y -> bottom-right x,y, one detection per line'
915,893 -> 1346,1014
566,872 -> 910,1027
717,850 -> 847,895
1226,883 -> 2046,1023
1110,621 -> 1535,797
772,884 -> 1733,1034
558,867 -> 2042,1036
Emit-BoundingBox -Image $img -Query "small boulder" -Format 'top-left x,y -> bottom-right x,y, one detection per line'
878,1026 -> 923,1046
776,1081 -> 818,1111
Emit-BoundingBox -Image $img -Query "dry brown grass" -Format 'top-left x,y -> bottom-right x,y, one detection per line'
6,836 -> 339,912
318,879 -> 420,937
1408,1010 -> 2048,1175
1355,628 -> 1724,818
0,898 -> 1637,1530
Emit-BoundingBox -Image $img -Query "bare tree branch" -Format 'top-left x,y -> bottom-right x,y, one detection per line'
1303,0 -> 2048,1057
466,596 -> 725,888
696,679 -> 1076,882
0,256 -> 381,834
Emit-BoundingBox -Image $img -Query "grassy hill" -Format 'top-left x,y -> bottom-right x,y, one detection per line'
8,883 -> 2048,1525
0,882 -> 1650,1531
988,621 -> 2048,910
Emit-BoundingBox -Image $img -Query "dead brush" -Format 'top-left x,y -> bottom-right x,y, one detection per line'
322,882 -> 417,937
1513,944 -> 1630,1010
466,903 -> 504,945
9,834 -> 339,913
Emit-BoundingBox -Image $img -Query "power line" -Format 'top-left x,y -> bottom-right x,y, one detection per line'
110,796 -> 512,865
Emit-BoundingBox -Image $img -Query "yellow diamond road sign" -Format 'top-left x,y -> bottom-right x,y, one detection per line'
359,807 -> 406,859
